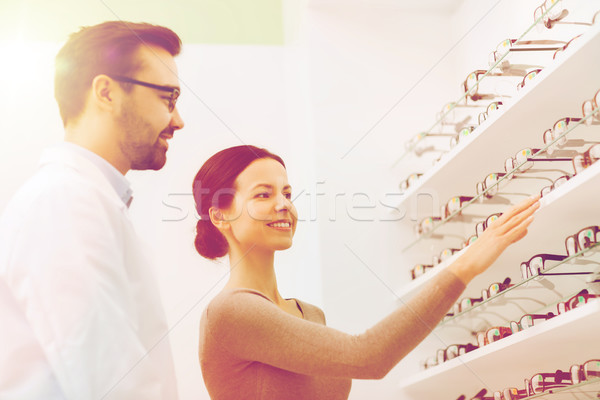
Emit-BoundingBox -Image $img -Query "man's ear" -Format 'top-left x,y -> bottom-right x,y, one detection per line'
90,74 -> 118,112
209,207 -> 230,231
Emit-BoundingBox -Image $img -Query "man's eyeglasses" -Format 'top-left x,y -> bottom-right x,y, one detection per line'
109,75 -> 180,113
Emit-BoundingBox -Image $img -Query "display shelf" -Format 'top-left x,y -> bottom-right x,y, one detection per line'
436,243 -> 600,334
458,379 -> 600,400
522,379 -> 600,400
397,301 -> 600,400
400,108 -> 599,253
392,0 -> 564,167
393,160 -> 600,304
392,22 -> 600,225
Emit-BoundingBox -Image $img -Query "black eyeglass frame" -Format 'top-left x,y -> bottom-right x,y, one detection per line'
109,75 -> 181,113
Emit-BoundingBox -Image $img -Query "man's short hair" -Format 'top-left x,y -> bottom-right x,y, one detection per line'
54,21 -> 182,127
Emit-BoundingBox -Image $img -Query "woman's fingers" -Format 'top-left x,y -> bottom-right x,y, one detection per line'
489,195 -> 540,235
504,214 -> 535,245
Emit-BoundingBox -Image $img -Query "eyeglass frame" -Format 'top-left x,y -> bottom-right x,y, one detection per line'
540,174 -> 572,197
410,263 -> 434,280
509,312 -> 555,333
557,288 -> 600,314
572,144 -> 600,174
478,101 -> 503,125
564,225 -> 600,256
109,75 -> 181,113
525,369 -> 573,396
520,253 -> 568,280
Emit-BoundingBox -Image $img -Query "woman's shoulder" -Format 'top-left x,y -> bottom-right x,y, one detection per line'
294,298 -> 327,325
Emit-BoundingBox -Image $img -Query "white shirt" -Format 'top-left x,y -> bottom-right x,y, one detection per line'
0,144 -> 178,399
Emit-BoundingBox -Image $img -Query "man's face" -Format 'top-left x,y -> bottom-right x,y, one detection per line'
116,45 -> 184,171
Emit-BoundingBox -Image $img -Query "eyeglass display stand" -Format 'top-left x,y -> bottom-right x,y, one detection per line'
391,8 -> 600,400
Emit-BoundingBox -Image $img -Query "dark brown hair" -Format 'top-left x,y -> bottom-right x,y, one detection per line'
193,145 -> 285,260
54,21 -> 182,127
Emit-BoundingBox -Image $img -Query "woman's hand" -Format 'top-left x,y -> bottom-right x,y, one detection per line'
448,195 -> 541,285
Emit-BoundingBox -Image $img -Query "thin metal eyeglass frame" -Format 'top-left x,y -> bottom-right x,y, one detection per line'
392,0 -> 561,167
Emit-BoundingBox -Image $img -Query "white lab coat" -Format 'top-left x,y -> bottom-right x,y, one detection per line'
0,146 -> 178,399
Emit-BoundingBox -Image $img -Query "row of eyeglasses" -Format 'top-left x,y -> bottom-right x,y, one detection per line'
401,86 -> 600,197
414,225 -> 599,331
399,5 -> 600,185
408,89 -> 599,280
440,225 -> 600,319
454,359 -> 600,400
423,287 -> 599,371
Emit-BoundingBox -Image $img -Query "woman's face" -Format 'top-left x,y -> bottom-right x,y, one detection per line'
223,158 -> 298,252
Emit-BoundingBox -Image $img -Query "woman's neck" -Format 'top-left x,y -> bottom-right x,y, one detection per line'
225,247 -> 285,305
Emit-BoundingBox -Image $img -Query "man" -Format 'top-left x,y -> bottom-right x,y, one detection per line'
0,21 -> 184,399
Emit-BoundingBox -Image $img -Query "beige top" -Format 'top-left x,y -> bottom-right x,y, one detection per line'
199,269 -> 465,400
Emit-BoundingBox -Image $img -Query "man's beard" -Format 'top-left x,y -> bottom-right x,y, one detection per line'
117,102 -> 170,171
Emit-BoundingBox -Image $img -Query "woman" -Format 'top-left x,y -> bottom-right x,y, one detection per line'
194,145 -> 539,400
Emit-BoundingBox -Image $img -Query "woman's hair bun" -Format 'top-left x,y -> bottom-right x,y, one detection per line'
194,219 -> 229,260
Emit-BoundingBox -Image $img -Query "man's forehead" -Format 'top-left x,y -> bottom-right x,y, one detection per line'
134,45 -> 179,82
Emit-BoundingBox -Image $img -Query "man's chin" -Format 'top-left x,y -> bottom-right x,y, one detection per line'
131,152 -> 167,171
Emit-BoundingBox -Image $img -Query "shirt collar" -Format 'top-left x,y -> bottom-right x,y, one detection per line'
60,142 -> 134,207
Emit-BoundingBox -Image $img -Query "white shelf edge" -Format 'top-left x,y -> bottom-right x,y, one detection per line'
398,300 -> 600,390
392,22 -> 600,211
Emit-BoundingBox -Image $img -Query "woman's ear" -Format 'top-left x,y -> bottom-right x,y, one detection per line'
209,207 -> 230,231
